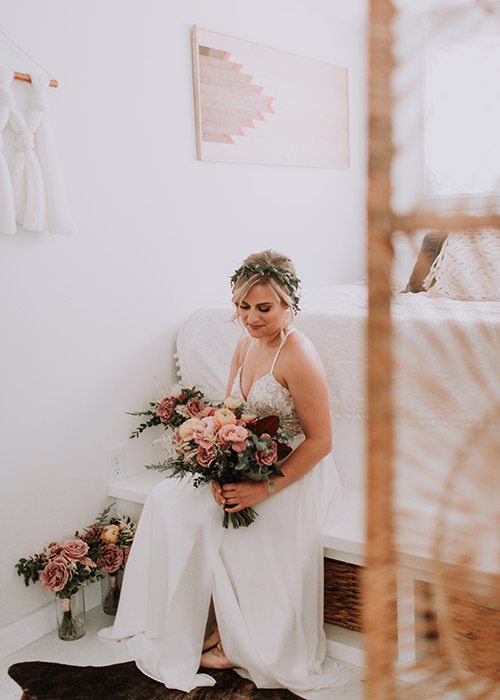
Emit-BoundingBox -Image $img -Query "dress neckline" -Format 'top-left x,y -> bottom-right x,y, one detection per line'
236,367 -> 290,402
238,328 -> 295,401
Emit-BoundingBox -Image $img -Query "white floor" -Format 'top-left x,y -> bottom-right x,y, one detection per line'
1,606 -> 369,699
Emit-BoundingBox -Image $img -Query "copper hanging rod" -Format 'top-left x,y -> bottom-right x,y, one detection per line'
14,71 -> 58,88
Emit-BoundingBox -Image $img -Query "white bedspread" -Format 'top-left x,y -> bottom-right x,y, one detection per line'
176,284 -> 500,426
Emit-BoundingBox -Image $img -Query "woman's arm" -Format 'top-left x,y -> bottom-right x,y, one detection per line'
222,332 -> 332,512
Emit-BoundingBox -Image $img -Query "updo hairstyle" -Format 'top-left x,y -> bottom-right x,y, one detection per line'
231,250 -> 300,320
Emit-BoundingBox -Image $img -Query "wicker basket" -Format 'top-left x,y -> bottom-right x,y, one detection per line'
324,558 -> 363,632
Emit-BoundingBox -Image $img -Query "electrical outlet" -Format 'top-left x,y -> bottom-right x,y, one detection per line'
106,445 -> 127,484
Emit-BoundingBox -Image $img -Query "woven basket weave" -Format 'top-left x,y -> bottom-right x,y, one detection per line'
324,558 -> 363,632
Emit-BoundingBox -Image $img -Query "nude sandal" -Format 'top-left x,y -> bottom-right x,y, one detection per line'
202,624 -> 221,652
200,641 -> 233,669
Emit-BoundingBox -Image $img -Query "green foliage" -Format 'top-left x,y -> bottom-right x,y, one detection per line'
230,262 -> 301,312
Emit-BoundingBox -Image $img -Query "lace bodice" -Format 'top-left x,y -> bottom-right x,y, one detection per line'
231,367 -> 303,437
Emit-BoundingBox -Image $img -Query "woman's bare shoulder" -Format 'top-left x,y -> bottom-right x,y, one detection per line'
233,334 -> 252,366
285,329 -> 320,360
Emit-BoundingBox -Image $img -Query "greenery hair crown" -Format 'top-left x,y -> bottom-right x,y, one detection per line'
230,262 -> 301,313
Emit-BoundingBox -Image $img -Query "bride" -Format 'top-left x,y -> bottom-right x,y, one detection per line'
99,250 -> 347,698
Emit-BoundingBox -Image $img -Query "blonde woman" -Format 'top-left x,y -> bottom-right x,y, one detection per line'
99,250 -> 346,698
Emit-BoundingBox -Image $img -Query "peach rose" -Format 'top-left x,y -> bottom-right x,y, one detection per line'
223,396 -> 244,411
62,538 -> 89,561
100,525 -> 121,544
213,408 -> 237,427
40,557 -> 70,592
177,417 -> 202,441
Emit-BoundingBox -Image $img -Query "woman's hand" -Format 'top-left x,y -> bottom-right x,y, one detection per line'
211,481 -> 226,508
221,480 -> 269,513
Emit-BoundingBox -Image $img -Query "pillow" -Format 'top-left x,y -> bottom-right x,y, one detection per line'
404,232 -> 448,293
392,231 -> 426,291
425,230 -> 500,301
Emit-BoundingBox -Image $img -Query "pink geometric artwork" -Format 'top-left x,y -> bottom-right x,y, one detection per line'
192,26 -> 349,168
198,46 -> 275,144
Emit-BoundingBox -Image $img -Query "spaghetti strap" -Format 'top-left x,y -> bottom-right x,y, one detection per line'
270,328 -> 295,373
240,337 -> 255,371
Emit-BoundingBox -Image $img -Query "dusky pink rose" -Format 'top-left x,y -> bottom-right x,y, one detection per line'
186,398 -> 206,417
196,445 -> 216,467
156,396 -> 175,423
232,440 -> 248,453
218,424 -> 248,444
80,556 -> 96,571
192,417 -> 217,448
255,441 -> 278,467
48,542 -> 63,557
40,557 -> 70,592
62,538 -> 89,561
97,544 -> 123,574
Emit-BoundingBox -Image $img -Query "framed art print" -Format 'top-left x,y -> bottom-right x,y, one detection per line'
192,26 -> 349,168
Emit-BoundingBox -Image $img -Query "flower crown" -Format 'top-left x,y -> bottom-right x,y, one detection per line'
230,263 -> 301,313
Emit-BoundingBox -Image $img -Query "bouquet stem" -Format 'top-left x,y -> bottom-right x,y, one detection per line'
223,507 -> 258,529
56,593 -> 86,641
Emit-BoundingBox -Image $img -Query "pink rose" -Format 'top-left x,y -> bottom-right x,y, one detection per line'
97,544 -> 123,574
200,406 -> 217,417
40,557 -> 70,592
156,396 -> 175,423
192,417 -> 217,448
186,398 -> 206,417
255,440 -> 278,467
80,557 -> 96,571
48,542 -> 63,557
218,424 -> 248,445
62,538 -> 89,561
197,445 -> 216,467
232,440 -> 248,453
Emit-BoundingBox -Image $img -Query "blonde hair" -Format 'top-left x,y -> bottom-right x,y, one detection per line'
231,250 -> 300,317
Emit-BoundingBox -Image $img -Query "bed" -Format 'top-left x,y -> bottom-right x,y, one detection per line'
176,283 -> 500,561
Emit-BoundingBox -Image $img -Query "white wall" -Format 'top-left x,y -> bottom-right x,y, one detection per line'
0,0 -> 367,630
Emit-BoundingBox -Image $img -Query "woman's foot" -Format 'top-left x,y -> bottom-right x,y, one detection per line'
202,624 -> 221,652
200,641 -> 233,669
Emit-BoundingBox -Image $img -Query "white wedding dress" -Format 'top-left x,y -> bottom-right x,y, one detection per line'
99,332 -> 347,698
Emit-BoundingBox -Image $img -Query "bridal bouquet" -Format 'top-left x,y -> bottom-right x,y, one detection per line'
129,387 -> 293,528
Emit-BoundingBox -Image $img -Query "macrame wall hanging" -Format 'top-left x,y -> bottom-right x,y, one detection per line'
0,29 -> 77,236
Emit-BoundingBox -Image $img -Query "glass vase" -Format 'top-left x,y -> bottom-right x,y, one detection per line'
55,589 -> 86,641
102,572 -> 121,615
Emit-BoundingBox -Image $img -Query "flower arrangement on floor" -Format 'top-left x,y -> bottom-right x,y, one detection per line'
15,537 -> 101,640
129,386 -> 293,528
15,505 -> 137,637
80,505 -> 136,615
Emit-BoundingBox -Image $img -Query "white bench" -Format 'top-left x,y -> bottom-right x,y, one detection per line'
109,472 -> 366,667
